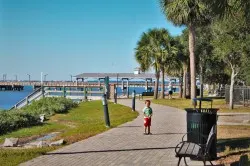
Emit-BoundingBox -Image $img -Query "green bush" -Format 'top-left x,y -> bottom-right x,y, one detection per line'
22,97 -> 78,116
0,111 -> 40,135
0,97 -> 78,135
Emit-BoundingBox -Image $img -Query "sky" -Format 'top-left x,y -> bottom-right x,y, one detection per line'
0,0 -> 184,81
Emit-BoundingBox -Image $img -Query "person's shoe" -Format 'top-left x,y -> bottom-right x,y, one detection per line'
143,133 -> 148,135
148,132 -> 152,135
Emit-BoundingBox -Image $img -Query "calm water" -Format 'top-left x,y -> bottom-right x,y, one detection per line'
0,85 -> 179,110
0,86 -> 33,110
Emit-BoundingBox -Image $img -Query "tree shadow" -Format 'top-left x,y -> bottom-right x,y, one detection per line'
151,133 -> 185,135
223,154 -> 249,166
217,137 -> 250,153
45,147 -> 176,155
117,125 -> 142,128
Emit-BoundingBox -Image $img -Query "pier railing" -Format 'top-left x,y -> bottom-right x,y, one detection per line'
10,88 -> 43,109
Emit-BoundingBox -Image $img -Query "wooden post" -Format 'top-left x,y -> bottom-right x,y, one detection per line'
127,79 -> 129,98
26,97 -> 29,105
122,79 -> 124,92
84,86 -> 87,101
145,79 -> 148,92
63,86 -> 66,98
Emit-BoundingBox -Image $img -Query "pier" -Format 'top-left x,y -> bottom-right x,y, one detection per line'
0,81 -> 179,90
0,85 -> 24,91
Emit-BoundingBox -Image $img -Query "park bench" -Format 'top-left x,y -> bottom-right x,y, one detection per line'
175,125 -> 216,166
139,92 -> 154,100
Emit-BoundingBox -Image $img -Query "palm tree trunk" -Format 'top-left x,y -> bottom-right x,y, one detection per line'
189,24 -> 196,99
154,71 -> 160,99
160,68 -> 165,99
183,65 -> 187,98
186,72 -> 191,98
179,76 -> 183,98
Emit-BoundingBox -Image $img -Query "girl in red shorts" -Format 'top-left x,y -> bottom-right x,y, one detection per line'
143,100 -> 153,135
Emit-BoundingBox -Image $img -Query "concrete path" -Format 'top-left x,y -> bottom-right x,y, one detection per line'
20,99 -> 212,166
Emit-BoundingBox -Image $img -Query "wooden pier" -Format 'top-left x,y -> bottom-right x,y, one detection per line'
0,81 -> 179,90
0,85 -> 24,91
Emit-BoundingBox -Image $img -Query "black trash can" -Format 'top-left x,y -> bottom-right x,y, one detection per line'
185,98 -> 219,160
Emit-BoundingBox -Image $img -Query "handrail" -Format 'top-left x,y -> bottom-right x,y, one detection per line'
10,88 -> 42,110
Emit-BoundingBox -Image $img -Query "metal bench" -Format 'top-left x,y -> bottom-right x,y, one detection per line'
175,125 -> 216,166
139,92 -> 154,100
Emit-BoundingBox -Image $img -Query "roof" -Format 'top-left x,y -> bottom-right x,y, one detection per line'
75,73 -> 156,79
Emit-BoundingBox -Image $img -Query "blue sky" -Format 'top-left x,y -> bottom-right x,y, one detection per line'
0,0 -> 184,81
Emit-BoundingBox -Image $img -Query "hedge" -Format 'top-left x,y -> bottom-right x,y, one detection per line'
0,97 -> 78,135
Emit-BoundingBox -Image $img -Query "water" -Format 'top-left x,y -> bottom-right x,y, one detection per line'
0,86 -> 33,110
0,85 -> 179,110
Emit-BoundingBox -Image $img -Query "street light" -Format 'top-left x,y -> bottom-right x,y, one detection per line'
44,74 -> 48,81
14,75 -> 17,82
70,74 -> 73,82
27,74 -> 31,82
3,74 -> 7,81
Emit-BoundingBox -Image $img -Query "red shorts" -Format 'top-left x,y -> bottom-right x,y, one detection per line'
144,117 -> 151,127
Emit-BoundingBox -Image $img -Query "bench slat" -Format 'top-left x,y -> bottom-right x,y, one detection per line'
192,144 -> 200,156
179,142 -> 190,154
178,142 -> 201,156
186,143 -> 196,155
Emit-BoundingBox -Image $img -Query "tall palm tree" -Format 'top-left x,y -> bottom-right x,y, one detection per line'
150,29 -> 177,99
135,31 -> 160,99
160,0 -> 210,100
135,28 -> 174,99
169,36 -> 189,98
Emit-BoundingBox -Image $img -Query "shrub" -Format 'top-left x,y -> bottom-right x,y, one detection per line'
0,111 -> 40,135
0,97 -> 78,135
22,97 -> 78,116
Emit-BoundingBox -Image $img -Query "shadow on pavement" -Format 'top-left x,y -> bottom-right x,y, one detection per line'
45,147 -> 176,155
117,125 -> 142,128
152,133 -> 185,135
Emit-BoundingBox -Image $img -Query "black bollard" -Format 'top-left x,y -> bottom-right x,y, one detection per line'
102,94 -> 110,127
132,90 -> 136,111
114,87 -> 117,104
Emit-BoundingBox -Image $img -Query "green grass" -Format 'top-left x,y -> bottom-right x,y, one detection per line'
0,122 -> 68,144
0,101 -> 138,165
0,147 -> 59,166
152,98 -> 250,112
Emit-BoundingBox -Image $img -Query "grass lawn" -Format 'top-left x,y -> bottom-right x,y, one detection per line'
0,101 -> 138,166
0,147 -> 59,166
152,97 -> 250,112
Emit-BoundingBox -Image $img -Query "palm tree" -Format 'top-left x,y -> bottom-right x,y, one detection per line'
135,28 -> 174,99
150,29 -> 177,99
135,31 -> 160,99
169,36 -> 189,98
160,0 -> 210,100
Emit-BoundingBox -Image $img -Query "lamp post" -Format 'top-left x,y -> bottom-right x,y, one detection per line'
132,90 -> 136,111
70,74 -> 73,82
44,74 -> 48,82
3,74 -> 6,81
102,94 -> 110,127
27,74 -> 31,83
14,75 -> 17,82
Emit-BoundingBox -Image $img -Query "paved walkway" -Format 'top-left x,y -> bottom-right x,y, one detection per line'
20,99 -> 211,166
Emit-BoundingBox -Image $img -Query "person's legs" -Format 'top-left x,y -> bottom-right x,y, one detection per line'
148,118 -> 152,134
144,126 -> 147,134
